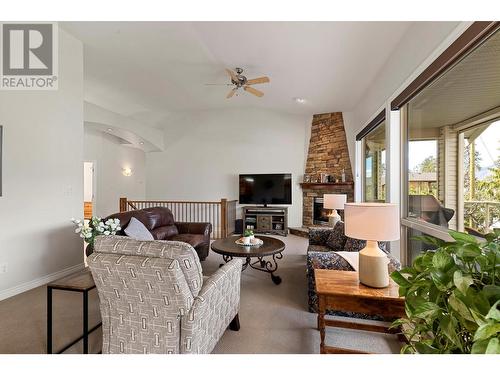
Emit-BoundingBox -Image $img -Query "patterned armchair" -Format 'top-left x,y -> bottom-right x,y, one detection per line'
306,222 -> 401,320
88,235 -> 242,354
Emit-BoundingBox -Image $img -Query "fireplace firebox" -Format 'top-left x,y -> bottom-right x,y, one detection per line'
313,197 -> 331,226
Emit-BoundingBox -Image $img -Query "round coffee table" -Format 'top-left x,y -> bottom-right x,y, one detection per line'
211,235 -> 285,285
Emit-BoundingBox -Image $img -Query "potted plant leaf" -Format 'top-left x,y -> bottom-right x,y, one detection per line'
390,229 -> 500,354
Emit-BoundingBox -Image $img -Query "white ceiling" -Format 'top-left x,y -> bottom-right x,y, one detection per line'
62,21 -> 414,127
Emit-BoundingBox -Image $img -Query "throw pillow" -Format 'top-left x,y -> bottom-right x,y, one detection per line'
124,217 -> 154,241
325,221 -> 347,251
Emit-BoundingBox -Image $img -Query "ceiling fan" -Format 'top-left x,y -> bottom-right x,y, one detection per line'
206,67 -> 270,98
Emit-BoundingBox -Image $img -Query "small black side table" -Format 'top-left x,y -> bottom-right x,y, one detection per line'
47,268 -> 101,354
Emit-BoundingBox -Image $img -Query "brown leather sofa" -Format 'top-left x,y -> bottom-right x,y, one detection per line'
105,206 -> 212,261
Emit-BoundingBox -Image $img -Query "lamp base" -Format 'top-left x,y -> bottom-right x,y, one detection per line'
358,240 -> 389,288
328,210 -> 341,227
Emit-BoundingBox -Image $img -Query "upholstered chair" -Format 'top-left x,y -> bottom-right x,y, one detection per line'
87,235 -> 242,354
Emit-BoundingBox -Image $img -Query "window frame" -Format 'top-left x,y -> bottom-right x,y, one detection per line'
357,110 -> 386,203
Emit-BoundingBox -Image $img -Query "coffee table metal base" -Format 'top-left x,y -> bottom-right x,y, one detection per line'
220,253 -> 283,285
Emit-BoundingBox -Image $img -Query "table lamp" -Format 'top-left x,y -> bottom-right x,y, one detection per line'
323,194 -> 347,227
344,203 -> 399,288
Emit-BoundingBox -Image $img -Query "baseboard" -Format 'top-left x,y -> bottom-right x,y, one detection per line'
0,263 -> 85,302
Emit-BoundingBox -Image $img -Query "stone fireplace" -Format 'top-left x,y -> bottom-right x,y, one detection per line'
301,112 -> 354,227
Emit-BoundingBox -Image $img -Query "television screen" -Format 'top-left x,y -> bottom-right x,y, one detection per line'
239,174 -> 292,205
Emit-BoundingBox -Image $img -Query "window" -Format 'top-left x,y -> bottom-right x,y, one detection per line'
461,120 -> 500,234
401,27 -> 500,263
362,120 -> 386,202
408,140 -> 437,197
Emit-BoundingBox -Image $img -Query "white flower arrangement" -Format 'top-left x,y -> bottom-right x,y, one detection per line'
71,216 -> 121,245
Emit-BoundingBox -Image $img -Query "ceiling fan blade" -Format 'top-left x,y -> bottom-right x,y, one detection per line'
225,68 -> 238,82
246,76 -> 270,85
226,88 -> 238,98
244,86 -> 264,97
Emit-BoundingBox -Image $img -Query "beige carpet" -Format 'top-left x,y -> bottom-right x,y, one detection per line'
0,234 -> 401,354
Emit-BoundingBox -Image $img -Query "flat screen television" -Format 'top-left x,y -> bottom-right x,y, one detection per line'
239,173 -> 292,206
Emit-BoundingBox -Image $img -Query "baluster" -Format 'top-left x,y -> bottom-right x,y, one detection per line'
216,203 -> 220,239
214,203 -> 217,239
209,204 -> 212,238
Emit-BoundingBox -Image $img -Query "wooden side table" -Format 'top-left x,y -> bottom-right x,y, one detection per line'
47,268 -> 101,354
314,269 -> 405,354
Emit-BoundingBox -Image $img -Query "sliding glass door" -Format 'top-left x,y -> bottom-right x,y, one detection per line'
401,27 -> 500,263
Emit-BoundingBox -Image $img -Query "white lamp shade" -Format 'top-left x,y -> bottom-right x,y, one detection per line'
344,203 -> 400,241
323,194 -> 347,210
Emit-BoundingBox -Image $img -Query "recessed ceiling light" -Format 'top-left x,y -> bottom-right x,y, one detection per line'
140,141 -> 144,145
107,128 -> 113,132
294,97 -> 306,104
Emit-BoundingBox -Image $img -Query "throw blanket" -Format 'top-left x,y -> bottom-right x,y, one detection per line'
334,251 -> 359,271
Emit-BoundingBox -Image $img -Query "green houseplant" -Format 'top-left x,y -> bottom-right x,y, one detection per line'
243,229 -> 254,245
243,229 -> 254,238
390,229 -> 500,354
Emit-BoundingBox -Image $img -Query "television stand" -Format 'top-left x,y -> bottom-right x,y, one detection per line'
242,206 -> 288,236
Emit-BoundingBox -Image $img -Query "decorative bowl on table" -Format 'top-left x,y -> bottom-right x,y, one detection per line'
235,237 -> 263,247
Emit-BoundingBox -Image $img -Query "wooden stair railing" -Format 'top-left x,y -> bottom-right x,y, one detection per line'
119,197 -> 237,239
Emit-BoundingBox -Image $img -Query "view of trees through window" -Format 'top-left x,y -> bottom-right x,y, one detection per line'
462,120 -> 500,234
408,140 -> 438,197
406,123 -> 500,236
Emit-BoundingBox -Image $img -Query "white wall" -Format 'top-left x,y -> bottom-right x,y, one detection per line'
0,29 -> 84,299
146,108 -> 311,227
83,161 -> 93,202
343,22 -> 462,167
84,127 -> 146,217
